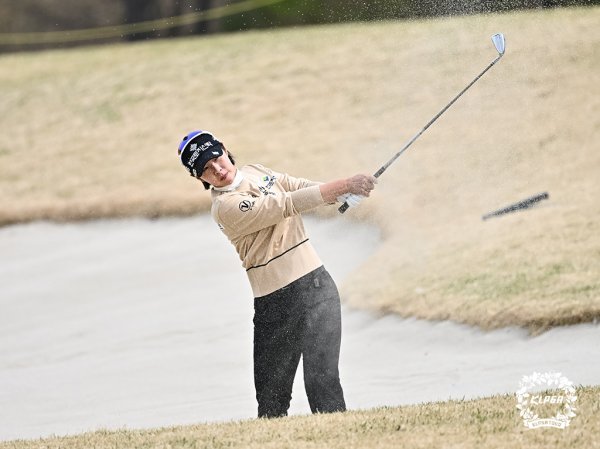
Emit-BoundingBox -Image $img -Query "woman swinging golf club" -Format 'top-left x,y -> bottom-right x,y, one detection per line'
177,130 -> 375,418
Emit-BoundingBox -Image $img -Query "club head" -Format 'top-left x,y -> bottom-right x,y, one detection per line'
491,33 -> 505,56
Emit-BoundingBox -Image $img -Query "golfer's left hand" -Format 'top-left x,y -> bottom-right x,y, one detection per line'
346,174 -> 377,197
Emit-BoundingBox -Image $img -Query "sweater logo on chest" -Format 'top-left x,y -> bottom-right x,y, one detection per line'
259,175 -> 277,196
239,200 -> 255,212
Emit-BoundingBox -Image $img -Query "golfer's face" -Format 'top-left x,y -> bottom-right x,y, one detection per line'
200,152 -> 236,188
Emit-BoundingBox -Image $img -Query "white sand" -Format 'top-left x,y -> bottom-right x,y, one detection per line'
0,215 -> 598,441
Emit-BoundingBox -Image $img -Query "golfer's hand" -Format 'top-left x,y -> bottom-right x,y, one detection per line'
320,174 -> 376,204
346,174 -> 377,197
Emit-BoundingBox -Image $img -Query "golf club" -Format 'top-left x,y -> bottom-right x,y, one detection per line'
339,33 -> 506,214
482,192 -> 549,220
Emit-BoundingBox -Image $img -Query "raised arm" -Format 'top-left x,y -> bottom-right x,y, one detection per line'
319,174 -> 377,204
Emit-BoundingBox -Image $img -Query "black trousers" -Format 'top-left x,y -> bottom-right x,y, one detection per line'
253,265 -> 346,418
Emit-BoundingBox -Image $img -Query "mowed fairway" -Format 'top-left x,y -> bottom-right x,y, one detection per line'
0,7 -> 598,332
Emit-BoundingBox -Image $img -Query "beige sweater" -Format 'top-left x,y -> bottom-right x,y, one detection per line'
211,164 -> 327,298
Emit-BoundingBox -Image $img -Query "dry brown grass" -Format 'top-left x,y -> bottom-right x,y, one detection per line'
2,385 -> 599,449
0,7 -> 598,332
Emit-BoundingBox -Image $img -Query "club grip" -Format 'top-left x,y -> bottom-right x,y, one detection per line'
338,202 -> 350,214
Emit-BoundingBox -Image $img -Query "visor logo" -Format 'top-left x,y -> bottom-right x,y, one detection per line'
187,141 -> 214,167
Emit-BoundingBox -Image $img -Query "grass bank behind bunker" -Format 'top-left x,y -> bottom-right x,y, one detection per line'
0,7 -> 598,332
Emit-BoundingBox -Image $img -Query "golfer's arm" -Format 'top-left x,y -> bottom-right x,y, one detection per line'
276,172 -> 321,191
319,179 -> 349,204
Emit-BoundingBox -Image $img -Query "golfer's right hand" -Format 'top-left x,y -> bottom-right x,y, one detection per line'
346,174 -> 377,197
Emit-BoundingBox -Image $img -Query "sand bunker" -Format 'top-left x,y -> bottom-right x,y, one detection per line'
0,215 -> 598,441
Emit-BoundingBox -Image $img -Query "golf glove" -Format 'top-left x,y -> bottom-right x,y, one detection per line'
337,193 -> 365,208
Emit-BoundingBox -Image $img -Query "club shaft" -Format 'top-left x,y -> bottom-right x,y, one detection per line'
482,192 -> 549,220
375,54 -> 502,178
339,53 -> 503,214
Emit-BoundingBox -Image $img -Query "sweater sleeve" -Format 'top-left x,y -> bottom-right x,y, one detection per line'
256,165 -> 321,191
214,186 -> 325,237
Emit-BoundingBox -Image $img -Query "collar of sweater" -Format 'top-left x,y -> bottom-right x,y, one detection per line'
212,169 -> 244,192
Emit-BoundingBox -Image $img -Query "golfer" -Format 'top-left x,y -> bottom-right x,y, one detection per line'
177,130 -> 376,418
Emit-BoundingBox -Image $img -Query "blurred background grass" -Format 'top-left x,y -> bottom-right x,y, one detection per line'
0,5 -> 598,332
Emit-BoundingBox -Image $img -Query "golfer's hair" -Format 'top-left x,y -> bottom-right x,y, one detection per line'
199,152 -> 236,190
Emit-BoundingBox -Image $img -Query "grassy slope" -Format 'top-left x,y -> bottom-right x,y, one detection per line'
2,385 -> 599,448
0,7 -> 599,332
